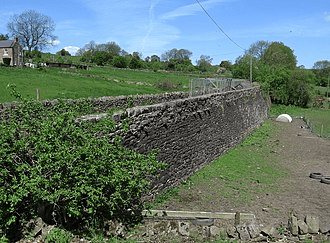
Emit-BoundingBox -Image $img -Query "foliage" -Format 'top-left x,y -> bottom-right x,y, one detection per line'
112,56 -> 130,68
129,56 -> 144,69
312,60 -> 330,87
246,40 -> 271,59
260,42 -> 297,70
56,49 -> 71,57
219,60 -> 232,70
92,51 -> 113,66
313,60 -> 330,70
255,66 -> 314,107
44,228 -> 73,243
197,55 -> 213,72
161,48 -> 192,62
232,55 -> 258,80
0,86 -> 167,238
7,10 -> 57,52
150,55 -> 160,62
24,50 -> 42,60
233,40 -> 314,107
77,41 -> 122,65
0,34 -> 9,40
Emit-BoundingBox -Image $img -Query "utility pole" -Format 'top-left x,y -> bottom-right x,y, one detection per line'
327,72 -> 330,99
249,50 -> 253,83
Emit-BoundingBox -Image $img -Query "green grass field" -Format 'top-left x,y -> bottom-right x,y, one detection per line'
0,66 -> 224,103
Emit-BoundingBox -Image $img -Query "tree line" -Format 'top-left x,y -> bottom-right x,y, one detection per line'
232,41 -> 329,107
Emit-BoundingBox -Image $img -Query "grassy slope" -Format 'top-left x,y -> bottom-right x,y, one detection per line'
0,67 -> 203,103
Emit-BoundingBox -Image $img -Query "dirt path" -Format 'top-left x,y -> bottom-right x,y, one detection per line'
251,118 -> 330,227
158,118 -> 330,228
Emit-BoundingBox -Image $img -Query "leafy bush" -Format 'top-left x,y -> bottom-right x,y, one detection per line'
0,86 -> 166,238
112,56 -> 129,68
92,51 -> 113,66
129,56 -> 143,69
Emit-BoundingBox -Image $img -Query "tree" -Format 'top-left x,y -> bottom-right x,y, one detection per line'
150,55 -> 160,62
247,40 -> 270,59
313,60 -> 330,70
312,60 -> 330,86
197,55 -> 213,72
0,33 -> 9,40
104,41 -> 121,56
161,48 -> 192,61
219,60 -> 232,70
56,49 -> 71,56
260,42 -> 297,70
7,10 -> 57,51
232,54 -> 259,80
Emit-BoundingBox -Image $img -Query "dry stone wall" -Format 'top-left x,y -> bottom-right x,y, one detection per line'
0,87 -> 269,199
111,87 -> 269,197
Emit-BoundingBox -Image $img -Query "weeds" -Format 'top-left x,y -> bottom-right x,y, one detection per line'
0,86 -> 167,240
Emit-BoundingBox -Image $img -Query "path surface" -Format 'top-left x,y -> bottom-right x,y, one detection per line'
253,118 -> 330,226
161,118 -> 330,228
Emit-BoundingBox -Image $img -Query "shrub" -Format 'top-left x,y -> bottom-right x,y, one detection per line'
112,56 -> 129,68
129,56 -> 143,69
0,86 -> 167,239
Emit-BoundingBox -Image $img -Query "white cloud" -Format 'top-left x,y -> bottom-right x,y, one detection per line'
64,46 -> 80,56
52,40 -> 60,46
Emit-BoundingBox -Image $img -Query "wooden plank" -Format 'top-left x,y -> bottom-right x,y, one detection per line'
143,210 -> 255,221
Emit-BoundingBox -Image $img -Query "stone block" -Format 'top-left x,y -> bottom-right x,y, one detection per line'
289,215 -> 298,236
236,224 -> 251,241
260,225 -> 276,237
210,226 -> 221,237
226,226 -> 239,239
320,223 -> 330,234
305,216 -> 320,234
178,222 -> 189,236
298,219 -> 308,235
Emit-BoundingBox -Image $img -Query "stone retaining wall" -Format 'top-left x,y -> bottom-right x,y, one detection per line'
111,87 -> 269,197
0,87 -> 269,198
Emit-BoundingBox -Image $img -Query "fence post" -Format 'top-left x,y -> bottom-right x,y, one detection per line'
321,124 -> 324,137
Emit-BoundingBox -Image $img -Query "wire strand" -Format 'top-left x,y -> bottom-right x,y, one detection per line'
195,0 -> 246,51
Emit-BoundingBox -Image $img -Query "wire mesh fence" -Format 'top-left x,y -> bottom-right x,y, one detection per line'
189,78 -> 251,97
304,117 -> 330,141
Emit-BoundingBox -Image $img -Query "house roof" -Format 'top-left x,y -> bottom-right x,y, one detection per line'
0,40 -> 14,48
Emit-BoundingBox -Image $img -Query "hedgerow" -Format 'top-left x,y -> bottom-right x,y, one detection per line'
0,85 -> 166,239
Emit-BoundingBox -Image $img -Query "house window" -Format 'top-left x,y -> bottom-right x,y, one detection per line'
4,49 -> 8,56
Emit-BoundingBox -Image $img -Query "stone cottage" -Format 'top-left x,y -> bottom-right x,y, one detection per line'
0,37 -> 22,66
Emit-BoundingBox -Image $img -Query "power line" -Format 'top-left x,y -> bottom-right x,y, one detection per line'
195,0 -> 246,51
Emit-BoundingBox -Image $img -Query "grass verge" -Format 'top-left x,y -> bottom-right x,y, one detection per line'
151,119 -> 287,210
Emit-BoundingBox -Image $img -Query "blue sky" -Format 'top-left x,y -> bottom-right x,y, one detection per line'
1,0 -> 329,68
